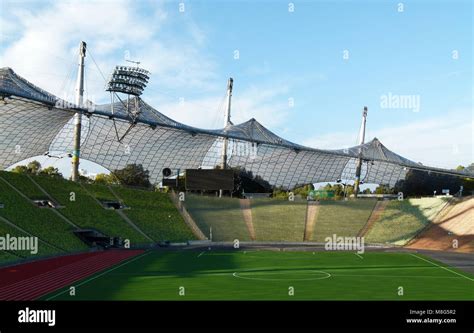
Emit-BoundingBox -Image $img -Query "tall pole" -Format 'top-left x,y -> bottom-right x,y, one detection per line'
71,41 -> 86,182
221,77 -> 233,169
354,106 -> 367,197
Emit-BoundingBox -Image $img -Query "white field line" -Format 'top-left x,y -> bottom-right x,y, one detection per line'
197,251 -> 206,258
84,269 -> 471,281
409,253 -> 474,282
46,251 -> 151,300
331,274 -> 464,279
354,253 -> 364,259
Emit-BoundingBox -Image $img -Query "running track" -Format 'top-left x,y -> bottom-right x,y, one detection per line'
0,249 -> 144,300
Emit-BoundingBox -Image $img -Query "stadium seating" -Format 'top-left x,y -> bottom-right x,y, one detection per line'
0,250 -> 19,264
311,199 -> 377,242
0,171 -> 46,199
99,186 -> 195,242
0,171 -> 199,265
0,175 -> 88,252
251,198 -> 307,242
81,183 -> 117,202
0,168 -> 457,268
0,214 -> 61,260
365,197 -> 449,245
185,194 -> 250,241
33,176 -> 150,244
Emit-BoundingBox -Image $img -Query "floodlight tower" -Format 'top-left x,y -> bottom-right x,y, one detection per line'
354,106 -> 368,197
71,41 -> 86,182
221,77 -> 233,169
106,63 -> 150,140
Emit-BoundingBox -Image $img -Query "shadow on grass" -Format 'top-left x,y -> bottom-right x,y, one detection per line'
76,249 -> 240,300
367,198 -> 453,244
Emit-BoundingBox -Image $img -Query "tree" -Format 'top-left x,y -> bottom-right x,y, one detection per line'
272,187 -> 289,199
11,165 -> 29,174
460,177 -> 474,196
394,169 -> 462,197
374,184 -> 393,194
321,183 -> 344,197
27,161 -> 42,174
111,164 -> 151,187
452,164 -> 474,196
231,167 -> 272,197
346,185 -> 355,196
293,183 -> 314,198
457,163 -> 474,173
94,173 -> 118,185
39,166 -> 63,178
11,160 -> 42,175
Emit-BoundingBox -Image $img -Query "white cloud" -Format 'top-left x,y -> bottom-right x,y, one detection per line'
0,0 -> 294,146
232,85 -> 289,123
153,83 -> 291,130
1,0 -> 294,130
0,0 -> 217,103
303,111 -> 473,169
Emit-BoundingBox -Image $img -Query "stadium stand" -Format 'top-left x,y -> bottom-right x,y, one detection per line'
357,200 -> 390,237
0,175 -> 88,252
0,171 -> 46,199
185,194 -> 250,241
111,187 -> 195,242
310,199 -> 377,242
0,250 -> 19,264
33,176 -> 150,244
0,217 -> 60,260
0,167 -> 469,270
365,197 -> 449,245
251,198 -> 307,242
81,183 -> 118,204
406,196 -> 474,252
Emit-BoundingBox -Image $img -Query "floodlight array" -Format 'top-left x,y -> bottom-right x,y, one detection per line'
106,66 -> 150,96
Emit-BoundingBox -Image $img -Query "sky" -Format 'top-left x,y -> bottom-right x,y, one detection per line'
0,0 -> 472,177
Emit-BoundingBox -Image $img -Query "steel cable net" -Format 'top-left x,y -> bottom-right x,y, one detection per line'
1,67 -> 471,187
79,117 -> 217,181
0,97 -> 73,169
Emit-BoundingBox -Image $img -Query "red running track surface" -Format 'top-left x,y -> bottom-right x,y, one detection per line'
0,249 -> 144,300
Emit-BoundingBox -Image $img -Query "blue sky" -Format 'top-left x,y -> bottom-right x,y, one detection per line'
0,0 -> 472,174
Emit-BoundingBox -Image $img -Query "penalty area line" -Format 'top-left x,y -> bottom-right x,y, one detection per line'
354,253 -> 363,259
409,253 -> 474,282
45,251 -> 152,300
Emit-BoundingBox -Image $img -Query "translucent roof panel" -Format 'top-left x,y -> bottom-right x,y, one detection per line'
0,67 -> 472,188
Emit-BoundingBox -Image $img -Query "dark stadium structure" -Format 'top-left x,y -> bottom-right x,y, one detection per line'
0,67 -> 472,188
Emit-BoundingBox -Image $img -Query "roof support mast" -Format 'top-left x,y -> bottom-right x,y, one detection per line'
353,106 -> 367,197
221,77 -> 233,169
71,41 -> 86,182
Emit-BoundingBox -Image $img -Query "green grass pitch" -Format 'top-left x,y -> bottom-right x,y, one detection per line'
43,250 -> 474,301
